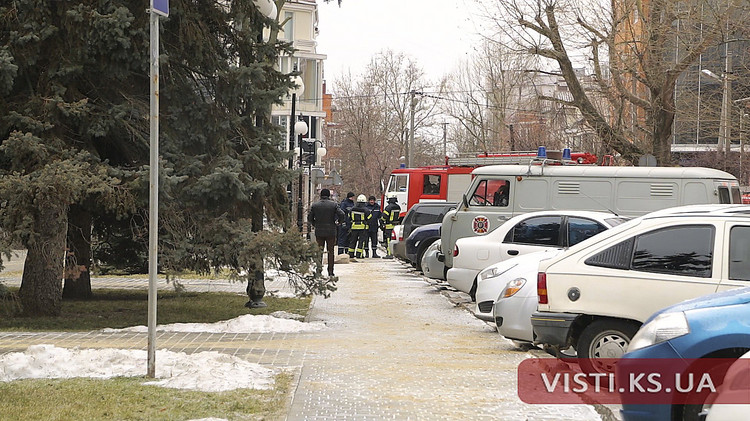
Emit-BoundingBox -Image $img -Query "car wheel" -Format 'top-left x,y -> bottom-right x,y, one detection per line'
415,239 -> 436,272
577,319 -> 640,376
674,358 -> 737,421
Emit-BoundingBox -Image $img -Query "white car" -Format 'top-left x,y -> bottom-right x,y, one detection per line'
420,241 -> 445,280
388,225 -> 404,258
472,249 -> 563,323
446,210 -> 627,299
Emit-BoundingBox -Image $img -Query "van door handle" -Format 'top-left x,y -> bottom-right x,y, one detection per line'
507,250 -> 519,256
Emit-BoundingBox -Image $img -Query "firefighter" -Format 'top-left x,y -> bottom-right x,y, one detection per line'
348,194 -> 371,259
380,193 -> 401,259
364,195 -> 382,258
337,192 -> 356,255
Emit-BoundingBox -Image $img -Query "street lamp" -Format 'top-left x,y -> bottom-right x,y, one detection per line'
295,117 -> 308,233
701,68 -> 731,155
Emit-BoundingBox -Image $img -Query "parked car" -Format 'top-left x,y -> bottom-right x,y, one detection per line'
394,202 -> 456,262
618,287 -> 750,421
405,223 -> 441,270
447,210 -> 626,300
390,224 -> 405,259
482,250 -> 565,343
420,241 -> 445,280
532,204 -> 750,377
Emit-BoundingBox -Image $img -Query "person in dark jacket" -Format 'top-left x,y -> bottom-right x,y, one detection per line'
308,189 -> 345,278
364,195 -> 382,258
381,193 -> 401,259
348,194 -> 371,259
337,192 -> 356,255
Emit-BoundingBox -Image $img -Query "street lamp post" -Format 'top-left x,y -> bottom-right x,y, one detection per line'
701,68 -> 731,155
295,118 -> 308,233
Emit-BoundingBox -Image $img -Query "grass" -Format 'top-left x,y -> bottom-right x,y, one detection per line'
0,289 -> 312,331
0,371 -> 293,421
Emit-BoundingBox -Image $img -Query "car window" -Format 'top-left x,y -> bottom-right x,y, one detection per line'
731,187 -> 742,204
469,179 -> 510,206
729,226 -> 750,281
506,216 -> 562,246
585,238 -> 635,270
567,217 -> 608,247
423,174 -> 441,195
718,187 -> 731,204
630,225 -> 714,278
412,207 -> 445,225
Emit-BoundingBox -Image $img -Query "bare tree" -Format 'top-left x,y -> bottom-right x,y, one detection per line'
333,50 -> 445,194
480,0 -> 739,165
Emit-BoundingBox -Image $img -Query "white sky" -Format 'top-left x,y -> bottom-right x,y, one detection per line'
316,0 -> 485,88
0,312 -> 326,397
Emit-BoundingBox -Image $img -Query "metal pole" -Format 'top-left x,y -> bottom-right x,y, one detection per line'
306,142 -> 313,240
722,48 -> 733,155
297,119 -> 304,232
408,91 -> 416,168
147,9 -> 159,379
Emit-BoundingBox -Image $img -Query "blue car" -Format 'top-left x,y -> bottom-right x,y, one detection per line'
619,287 -> 750,421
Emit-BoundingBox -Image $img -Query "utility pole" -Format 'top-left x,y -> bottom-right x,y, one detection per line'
442,122 -> 448,158
408,90 -> 418,168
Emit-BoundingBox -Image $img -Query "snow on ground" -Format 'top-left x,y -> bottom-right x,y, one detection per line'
0,345 -> 275,392
101,312 -> 325,334
1,312 -> 325,391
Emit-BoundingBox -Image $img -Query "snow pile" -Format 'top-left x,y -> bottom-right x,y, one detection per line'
102,313 -> 325,334
0,345 -> 275,392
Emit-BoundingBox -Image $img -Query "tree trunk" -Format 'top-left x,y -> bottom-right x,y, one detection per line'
62,204 -> 93,299
19,202 -> 68,316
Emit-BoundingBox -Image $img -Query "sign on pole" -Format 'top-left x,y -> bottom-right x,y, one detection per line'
151,0 -> 169,17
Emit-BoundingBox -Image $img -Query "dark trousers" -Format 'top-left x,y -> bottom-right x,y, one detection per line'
315,235 -> 336,276
337,225 -> 350,254
364,230 -> 379,253
348,229 -> 367,258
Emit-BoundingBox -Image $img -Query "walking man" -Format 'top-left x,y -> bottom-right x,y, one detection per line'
348,194 -> 371,260
381,193 -> 401,259
308,189 -> 345,278
364,195 -> 382,258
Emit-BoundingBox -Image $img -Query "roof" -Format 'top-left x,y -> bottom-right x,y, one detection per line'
471,164 -> 737,180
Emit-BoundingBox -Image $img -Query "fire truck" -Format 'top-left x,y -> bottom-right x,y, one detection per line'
382,149 -> 599,217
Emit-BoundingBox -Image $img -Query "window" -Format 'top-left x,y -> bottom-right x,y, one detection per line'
631,226 -> 714,277
718,187 -> 731,204
282,11 -> 294,41
729,226 -> 750,281
567,217 -> 608,247
387,174 -> 408,193
506,216 -> 562,246
423,174 -> 441,195
469,179 -> 510,206
731,187 -> 743,204
413,206 -> 451,226
586,238 -> 635,270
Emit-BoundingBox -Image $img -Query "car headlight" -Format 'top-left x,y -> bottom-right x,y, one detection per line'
478,264 -> 516,282
501,278 -> 527,298
628,312 -> 690,352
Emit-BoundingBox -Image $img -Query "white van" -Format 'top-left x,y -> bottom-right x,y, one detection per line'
531,205 -> 750,375
439,164 -> 742,272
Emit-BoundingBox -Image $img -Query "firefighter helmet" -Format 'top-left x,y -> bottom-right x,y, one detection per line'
356,194 -> 367,203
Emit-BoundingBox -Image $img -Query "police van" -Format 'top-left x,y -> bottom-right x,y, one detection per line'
438,163 -> 742,271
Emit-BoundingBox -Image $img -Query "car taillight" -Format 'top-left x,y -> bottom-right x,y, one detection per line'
399,234 -> 404,241
453,245 -> 459,257
391,231 -> 397,240
537,272 -> 548,304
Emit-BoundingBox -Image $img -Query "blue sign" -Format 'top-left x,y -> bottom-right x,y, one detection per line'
151,0 -> 169,17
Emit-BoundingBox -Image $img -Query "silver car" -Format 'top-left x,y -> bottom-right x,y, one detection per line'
420,241 -> 445,280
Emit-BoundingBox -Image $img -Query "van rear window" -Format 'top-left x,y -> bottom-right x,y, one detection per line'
718,187 -> 731,204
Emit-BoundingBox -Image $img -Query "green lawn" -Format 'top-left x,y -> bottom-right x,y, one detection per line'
0,289 -> 311,331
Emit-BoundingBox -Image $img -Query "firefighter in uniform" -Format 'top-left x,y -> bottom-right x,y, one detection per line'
380,193 -> 401,259
348,194 -> 371,259
364,195 -> 381,258
337,192 -> 356,255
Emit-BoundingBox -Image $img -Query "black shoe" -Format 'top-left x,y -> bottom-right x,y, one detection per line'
372,252 -> 380,258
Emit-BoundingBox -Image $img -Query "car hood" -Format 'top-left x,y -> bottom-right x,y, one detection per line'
645,287 -> 750,324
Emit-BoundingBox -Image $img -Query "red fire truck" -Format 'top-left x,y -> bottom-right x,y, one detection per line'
383,149 -> 599,217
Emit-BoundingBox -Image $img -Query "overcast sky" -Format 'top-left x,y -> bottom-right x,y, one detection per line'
316,0 -> 485,89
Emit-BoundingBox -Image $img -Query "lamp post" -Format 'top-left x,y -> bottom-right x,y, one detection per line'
295,118 -> 308,233
304,140 -> 326,239
287,73 -> 304,229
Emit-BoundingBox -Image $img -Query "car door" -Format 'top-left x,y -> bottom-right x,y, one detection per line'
498,215 -> 563,261
716,223 -> 750,289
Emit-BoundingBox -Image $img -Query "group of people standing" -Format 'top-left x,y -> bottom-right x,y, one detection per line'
307,189 -> 401,278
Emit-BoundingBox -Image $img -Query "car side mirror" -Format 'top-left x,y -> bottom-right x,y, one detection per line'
461,194 -> 469,210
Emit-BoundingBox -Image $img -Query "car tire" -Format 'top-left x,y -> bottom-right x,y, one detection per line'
415,239 -> 436,272
673,358 -> 737,421
577,319 -> 640,377
469,277 -> 478,302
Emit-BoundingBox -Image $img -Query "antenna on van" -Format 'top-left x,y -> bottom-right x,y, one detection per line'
577,189 -> 620,217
